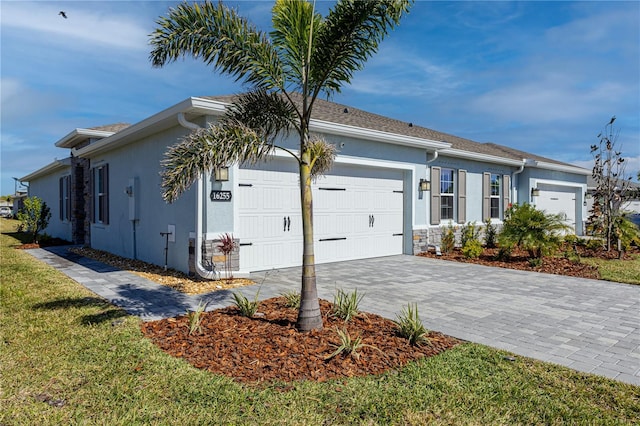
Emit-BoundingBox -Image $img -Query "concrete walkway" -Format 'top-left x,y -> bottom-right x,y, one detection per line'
27,247 -> 639,386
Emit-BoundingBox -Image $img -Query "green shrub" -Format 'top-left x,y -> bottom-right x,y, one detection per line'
324,328 -> 378,361
484,218 -> 498,248
586,238 -> 605,251
232,291 -> 259,317
440,222 -> 456,254
332,288 -> 363,322
16,196 -> 51,243
462,240 -> 483,259
498,203 -> 569,259
394,303 -> 430,346
186,301 -> 208,335
281,291 -> 300,309
460,221 -> 481,248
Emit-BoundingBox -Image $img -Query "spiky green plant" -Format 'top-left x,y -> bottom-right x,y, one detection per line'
324,328 -> 379,361
150,0 -> 413,331
394,303 -> 430,346
331,288 -> 363,322
281,291 -> 301,309
232,291 -> 259,318
186,301 -> 208,335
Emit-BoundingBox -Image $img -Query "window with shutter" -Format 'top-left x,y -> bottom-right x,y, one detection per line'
440,168 -> 455,221
92,164 -> 109,225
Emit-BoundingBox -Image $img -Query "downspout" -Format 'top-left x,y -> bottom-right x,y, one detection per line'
511,160 -> 526,204
426,150 -> 439,164
177,113 -> 218,279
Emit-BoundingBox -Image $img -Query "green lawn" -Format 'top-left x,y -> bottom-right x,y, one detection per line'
581,254 -> 640,285
1,219 -> 639,424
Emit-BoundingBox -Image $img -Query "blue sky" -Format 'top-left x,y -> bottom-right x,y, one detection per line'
1,0 -> 639,195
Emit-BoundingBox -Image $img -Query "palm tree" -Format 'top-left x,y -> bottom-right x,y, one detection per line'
150,0 -> 412,331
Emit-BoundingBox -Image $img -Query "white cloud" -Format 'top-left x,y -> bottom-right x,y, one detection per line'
0,2 -> 149,52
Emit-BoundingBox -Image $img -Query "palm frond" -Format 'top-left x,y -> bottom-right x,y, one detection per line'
225,89 -> 300,139
160,121 -> 273,203
150,1 -> 283,90
270,0 -> 322,93
310,0 -> 412,97
308,138 -> 337,179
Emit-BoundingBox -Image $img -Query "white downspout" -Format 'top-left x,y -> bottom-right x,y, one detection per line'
511,160 -> 526,204
177,113 -> 218,280
426,150 -> 439,164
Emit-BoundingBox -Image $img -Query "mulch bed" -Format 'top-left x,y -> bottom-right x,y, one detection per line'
416,244 -> 638,280
140,297 -> 463,385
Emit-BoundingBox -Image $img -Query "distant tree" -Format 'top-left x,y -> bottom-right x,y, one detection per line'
587,116 -> 635,251
17,196 -> 51,243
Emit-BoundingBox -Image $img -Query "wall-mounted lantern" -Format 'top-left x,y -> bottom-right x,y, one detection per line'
531,187 -> 540,197
419,178 -> 431,192
214,166 -> 229,182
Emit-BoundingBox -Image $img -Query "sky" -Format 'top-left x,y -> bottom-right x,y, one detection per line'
1,0 -> 639,196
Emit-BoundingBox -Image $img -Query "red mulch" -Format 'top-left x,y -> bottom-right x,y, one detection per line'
140,297 -> 463,385
15,238 -> 71,250
417,244 -> 640,280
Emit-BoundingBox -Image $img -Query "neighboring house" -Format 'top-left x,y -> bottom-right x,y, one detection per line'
21,96 -> 589,276
585,176 -> 640,215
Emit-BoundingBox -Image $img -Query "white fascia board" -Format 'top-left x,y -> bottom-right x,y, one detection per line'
309,119 -> 451,150
20,158 -> 71,181
55,128 -> 115,148
74,97 -> 227,158
528,160 -> 591,176
440,148 -> 525,166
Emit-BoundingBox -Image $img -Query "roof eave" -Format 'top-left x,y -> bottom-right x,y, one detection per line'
440,148 -> 525,167
73,97 -> 227,158
310,119 -> 451,150
527,160 -> 591,175
55,129 -> 116,148
20,158 -> 72,182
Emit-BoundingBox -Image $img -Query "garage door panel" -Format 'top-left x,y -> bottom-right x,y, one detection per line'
536,184 -> 577,232
239,161 -> 404,271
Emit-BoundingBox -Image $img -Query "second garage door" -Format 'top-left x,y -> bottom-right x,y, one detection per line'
237,159 -> 404,271
535,183 -> 577,232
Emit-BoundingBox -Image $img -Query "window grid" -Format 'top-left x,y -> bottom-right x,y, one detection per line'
441,168 -> 455,221
490,174 -> 501,219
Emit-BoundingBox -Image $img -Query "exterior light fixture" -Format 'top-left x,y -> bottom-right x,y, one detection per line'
419,179 -> 431,192
214,167 -> 229,182
531,188 -> 540,197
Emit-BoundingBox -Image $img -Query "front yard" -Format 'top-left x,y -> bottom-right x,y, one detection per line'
1,218 -> 639,424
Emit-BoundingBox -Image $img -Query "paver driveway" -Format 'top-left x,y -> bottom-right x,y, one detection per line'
28,248 -> 640,385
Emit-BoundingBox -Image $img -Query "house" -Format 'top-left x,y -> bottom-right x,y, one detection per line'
21,96 -> 590,276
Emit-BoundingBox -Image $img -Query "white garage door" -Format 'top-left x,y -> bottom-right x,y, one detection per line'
535,184 -> 577,232
237,159 -> 404,271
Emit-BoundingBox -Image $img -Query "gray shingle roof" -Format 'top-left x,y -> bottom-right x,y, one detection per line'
202,94 -> 574,167
89,123 -> 131,133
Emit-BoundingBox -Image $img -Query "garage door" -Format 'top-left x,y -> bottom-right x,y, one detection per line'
535,184 -> 576,232
237,159 -> 404,271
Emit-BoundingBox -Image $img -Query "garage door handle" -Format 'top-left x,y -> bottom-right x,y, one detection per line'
319,237 -> 347,242
369,214 -> 375,227
283,216 -> 291,232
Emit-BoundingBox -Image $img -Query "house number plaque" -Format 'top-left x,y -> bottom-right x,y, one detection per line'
210,190 -> 232,202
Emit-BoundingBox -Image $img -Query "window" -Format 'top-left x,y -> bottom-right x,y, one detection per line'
59,175 -> 71,221
431,167 -> 466,225
91,164 -> 109,224
490,174 -> 501,219
440,168 -> 455,220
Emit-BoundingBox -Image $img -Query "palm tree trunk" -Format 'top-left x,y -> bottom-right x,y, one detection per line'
296,149 -> 323,331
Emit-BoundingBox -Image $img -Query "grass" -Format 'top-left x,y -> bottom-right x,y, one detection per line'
581,253 -> 640,285
1,218 -> 639,424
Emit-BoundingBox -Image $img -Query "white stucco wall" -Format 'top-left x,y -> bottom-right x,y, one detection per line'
28,167 -> 73,242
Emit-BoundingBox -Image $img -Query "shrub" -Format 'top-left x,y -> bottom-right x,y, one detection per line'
281,291 -> 300,309
232,291 -> 259,317
462,240 -> 483,259
440,222 -> 456,254
332,288 -> 363,322
394,303 -> 430,346
16,196 -> 51,243
460,221 -> 481,248
186,301 -> 208,335
498,203 -> 569,259
484,218 -> 498,248
216,233 -> 236,280
324,328 -> 378,361
586,238 -> 605,251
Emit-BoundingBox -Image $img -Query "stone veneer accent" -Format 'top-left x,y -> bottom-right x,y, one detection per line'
413,223 -> 503,255
71,140 -> 91,245
189,237 -> 240,277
